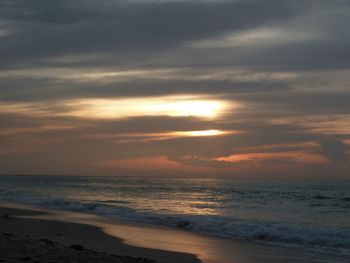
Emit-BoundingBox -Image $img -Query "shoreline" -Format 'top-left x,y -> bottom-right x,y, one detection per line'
0,202 -> 200,263
1,201 -> 348,263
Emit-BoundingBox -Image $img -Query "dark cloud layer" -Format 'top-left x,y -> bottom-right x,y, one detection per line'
0,0 -> 299,67
320,138 -> 349,163
0,0 -> 349,179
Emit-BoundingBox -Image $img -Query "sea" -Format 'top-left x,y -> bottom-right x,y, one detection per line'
0,175 -> 349,258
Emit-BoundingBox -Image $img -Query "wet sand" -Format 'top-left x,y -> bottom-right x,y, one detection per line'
0,202 -> 347,263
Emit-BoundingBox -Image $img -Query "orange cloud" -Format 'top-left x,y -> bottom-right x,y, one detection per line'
216,151 -> 328,164
237,141 -> 320,152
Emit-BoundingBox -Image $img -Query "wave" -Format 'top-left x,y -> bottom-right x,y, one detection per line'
1,191 -> 350,258
312,195 -> 333,200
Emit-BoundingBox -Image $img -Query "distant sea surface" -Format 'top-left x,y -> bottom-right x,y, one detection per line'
0,176 -> 349,257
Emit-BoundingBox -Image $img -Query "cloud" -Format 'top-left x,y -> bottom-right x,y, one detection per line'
0,0 -> 299,67
0,0 -> 350,178
320,138 -> 349,164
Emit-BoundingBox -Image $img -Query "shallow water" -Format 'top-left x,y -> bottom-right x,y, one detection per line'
0,176 -> 349,257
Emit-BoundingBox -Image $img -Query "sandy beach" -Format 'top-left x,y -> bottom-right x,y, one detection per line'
0,202 -> 348,263
0,202 -> 200,263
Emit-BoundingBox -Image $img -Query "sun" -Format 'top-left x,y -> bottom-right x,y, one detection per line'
155,100 -> 223,118
185,129 -> 226,136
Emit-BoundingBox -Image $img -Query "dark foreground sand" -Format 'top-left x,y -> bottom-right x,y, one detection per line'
0,204 -> 200,263
0,232 -> 151,263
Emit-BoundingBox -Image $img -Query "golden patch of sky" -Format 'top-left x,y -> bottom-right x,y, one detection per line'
86,129 -> 237,143
0,95 -> 233,120
60,95 -> 232,119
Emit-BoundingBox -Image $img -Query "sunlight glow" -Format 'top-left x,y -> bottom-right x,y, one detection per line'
87,129 -> 236,143
0,95 -> 234,120
177,129 -> 227,137
148,100 -> 222,118
63,96 -> 229,119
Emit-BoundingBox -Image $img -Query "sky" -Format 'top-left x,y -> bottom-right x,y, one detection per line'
0,0 -> 349,179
